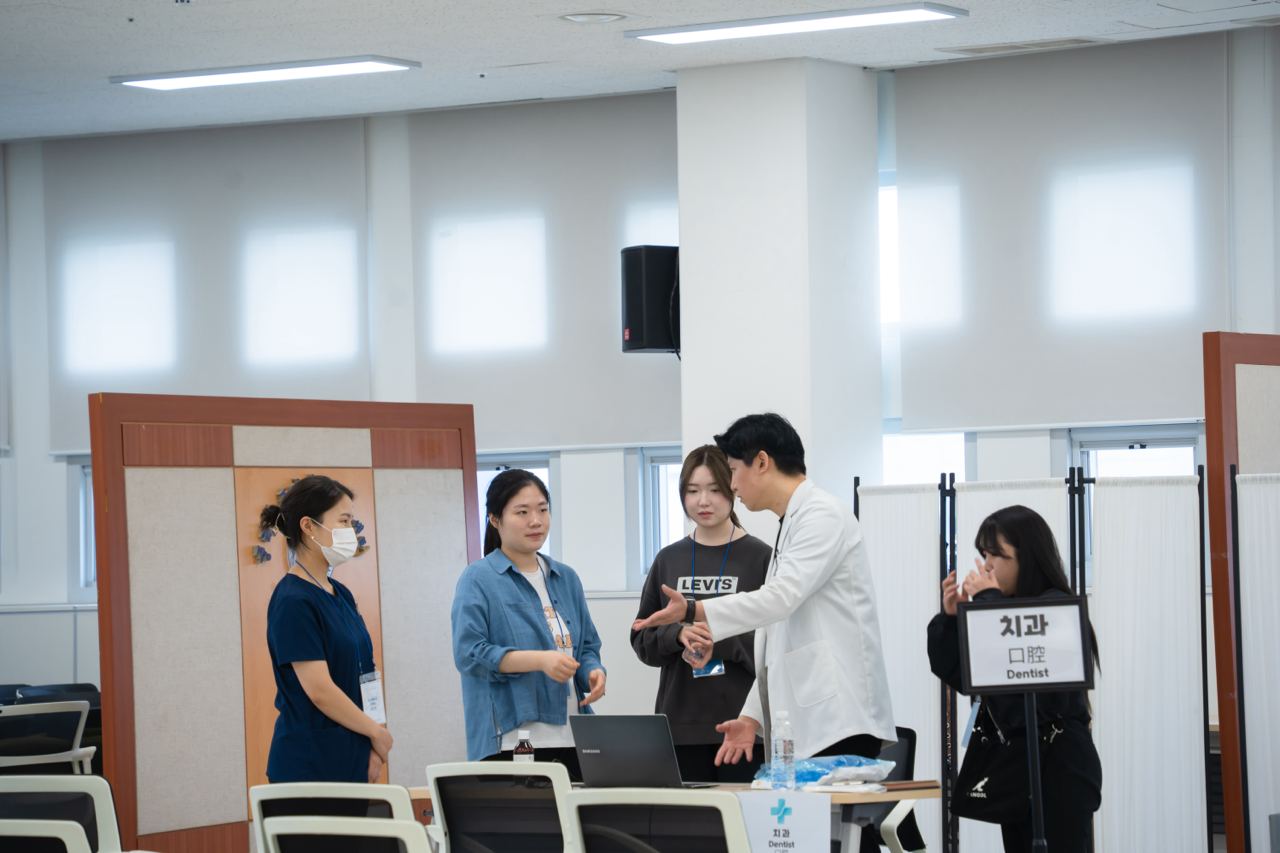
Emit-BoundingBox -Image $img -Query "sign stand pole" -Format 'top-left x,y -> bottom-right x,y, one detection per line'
1024,692 -> 1048,852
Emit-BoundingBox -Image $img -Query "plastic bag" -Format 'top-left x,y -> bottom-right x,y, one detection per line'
752,754 -> 896,786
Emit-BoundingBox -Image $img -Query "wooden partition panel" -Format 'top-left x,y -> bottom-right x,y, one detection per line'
1202,332 -> 1280,853
89,394 -> 479,852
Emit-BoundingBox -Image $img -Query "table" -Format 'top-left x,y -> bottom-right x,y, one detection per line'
409,780 -> 939,852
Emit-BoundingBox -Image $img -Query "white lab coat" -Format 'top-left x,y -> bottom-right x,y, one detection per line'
702,479 -> 896,758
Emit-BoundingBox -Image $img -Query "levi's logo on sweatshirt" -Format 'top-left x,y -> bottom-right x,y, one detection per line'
675,576 -> 739,595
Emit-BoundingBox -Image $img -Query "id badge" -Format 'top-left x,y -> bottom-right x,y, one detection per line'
962,701 -> 980,748
360,671 -> 387,725
691,658 -> 725,679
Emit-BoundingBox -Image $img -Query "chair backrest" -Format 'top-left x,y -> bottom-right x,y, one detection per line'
249,783 -> 414,853
0,817 -> 93,853
262,816 -> 430,853
881,726 -> 917,783
427,761 -> 582,853
0,702 -> 90,774
15,685 -> 101,709
568,788 -> 751,853
0,684 -> 30,706
0,773 -> 122,852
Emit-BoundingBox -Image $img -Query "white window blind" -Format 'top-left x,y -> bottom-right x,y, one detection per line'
894,35 -> 1228,431
41,120 -> 370,452
410,92 -> 682,450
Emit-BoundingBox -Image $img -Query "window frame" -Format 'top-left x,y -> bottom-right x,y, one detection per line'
640,445 -> 684,580
1068,422 -> 1205,589
64,455 -> 97,603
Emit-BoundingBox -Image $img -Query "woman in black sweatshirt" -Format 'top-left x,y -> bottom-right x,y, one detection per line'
631,444 -> 771,783
928,504 -> 1102,852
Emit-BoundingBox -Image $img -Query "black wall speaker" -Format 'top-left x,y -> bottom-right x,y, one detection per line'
621,245 -> 679,353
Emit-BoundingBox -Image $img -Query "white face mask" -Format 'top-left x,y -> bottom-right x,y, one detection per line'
310,521 -> 359,567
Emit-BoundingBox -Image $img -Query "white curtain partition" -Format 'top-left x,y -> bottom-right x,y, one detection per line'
858,483 -> 943,851
1237,474 -> 1280,850
953,479 -> 1071,852
1091,476 -> 1206,852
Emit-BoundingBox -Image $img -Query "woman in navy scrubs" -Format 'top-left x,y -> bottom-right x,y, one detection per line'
259,474 -> 393,783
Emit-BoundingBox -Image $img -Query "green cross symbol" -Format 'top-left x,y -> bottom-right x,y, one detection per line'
771,798 -> 792,825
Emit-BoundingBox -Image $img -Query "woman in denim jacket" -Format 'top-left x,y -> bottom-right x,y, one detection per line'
451,469 -> 606,778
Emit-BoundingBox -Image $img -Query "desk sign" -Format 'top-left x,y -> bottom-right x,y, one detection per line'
957,596 -> 1093,694
735,791 -> 830,852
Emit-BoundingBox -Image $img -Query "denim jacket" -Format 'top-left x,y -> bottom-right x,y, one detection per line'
451,549 -> 606,760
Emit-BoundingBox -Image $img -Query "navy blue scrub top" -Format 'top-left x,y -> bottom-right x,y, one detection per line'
266,573 -> 375,783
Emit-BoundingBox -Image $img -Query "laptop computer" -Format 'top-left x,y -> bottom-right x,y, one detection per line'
570,714 -> 715,788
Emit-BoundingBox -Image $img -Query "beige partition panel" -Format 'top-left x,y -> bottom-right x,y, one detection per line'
89,394 -> 480,852
1236,364 -> 1280,474
374,468 -> 470,783
125,467 -> 247,835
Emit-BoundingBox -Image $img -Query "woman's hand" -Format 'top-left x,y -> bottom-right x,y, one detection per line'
714,716 -> 761,766
941,570 -> 963,616
541,651 -> 581,683
370,726 -> 393,762
631,585 -> 688,630
963,557 -> 1001,599
679,622 -> 713,656
367,750 -> 383,783
579,669 -> 607,707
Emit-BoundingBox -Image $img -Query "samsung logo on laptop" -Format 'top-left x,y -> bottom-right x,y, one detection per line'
581,748 -> 602,754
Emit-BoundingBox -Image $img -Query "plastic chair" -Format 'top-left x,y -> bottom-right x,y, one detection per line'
426,761 -> 583,853
840,726 -> 926,853
0,774 -> 123,852
0,817 -> 92,853
0,701 -> 95,775
567,787 -> 751,853
249,782 -> 415,853
262,816 -> 430,853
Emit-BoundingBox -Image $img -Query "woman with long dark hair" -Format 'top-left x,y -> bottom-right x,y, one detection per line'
631,444 -> 771,782
450,469 -> 606,778
259,474 -> 393,784
928,504 -> 1102,852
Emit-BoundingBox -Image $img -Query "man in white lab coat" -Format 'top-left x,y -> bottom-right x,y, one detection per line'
632,413 -> 895,765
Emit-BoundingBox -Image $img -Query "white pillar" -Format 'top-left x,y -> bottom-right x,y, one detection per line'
677,59 -> 882,535
1,142 -> 69,604
1228,29 -> 1280,334
365,116 -> 419,402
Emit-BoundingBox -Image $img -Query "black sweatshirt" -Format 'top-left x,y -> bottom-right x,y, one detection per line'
630,533 -> 772,744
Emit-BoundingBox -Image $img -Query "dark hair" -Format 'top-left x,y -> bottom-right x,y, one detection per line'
714,413 -> 806,476
679,445 -> 741,528
484,469 -> 551,556
975,505 -> 1099,670
259,474 -> 355,551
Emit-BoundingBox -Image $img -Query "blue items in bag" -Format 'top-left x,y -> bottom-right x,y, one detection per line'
753,754 -> 896,786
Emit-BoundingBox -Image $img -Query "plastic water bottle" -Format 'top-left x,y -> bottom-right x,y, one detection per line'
770,710 -> 796,790
514,730 -> 534,763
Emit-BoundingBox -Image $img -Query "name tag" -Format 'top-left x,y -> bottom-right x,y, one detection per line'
674,576 -> 739,595
691,658 -> 726,679
962,701 -> 980,748
360,671 -> 387,725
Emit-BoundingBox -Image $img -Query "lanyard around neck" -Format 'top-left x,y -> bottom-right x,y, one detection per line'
690,526 -> 735,599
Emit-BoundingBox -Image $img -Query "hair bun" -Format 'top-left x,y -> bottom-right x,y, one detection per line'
258,504 -> 283,532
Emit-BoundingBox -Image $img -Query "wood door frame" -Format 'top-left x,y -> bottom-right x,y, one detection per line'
1202,331 -> 1280,853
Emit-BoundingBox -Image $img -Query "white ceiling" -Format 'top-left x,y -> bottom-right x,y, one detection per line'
2,0 -> 1277,142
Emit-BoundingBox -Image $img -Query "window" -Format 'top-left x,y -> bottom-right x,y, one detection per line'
476,453 -> 554,557
79,465 -> 96,588
63,240 -> 176,373
882,430 -> 967,485
1072,424 -> 1202,586
243,227 -> 360,365
642,447 -> 685,572
429,215 -> 547,354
